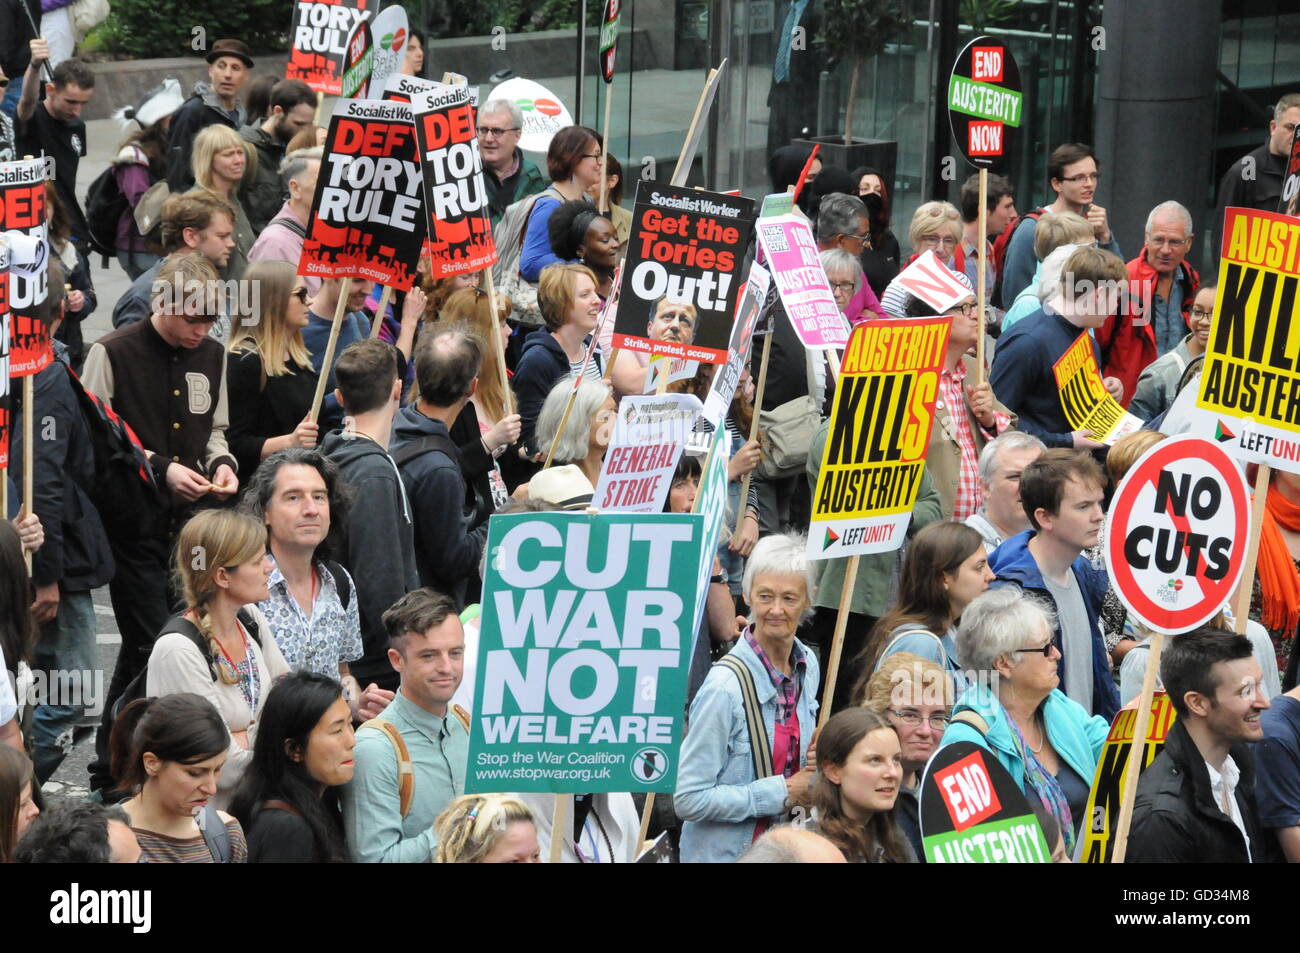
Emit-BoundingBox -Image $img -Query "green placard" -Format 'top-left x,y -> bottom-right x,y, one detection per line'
466,511 -> 708,794
924,813 -> 1051,863
760,192 -> 795,217
947,74 -> 1022,127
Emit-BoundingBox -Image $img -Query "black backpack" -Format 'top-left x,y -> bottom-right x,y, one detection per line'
59,360 -> 163,537
84,164 -> 129,266
109,609 -> 263,725
390,432 -> 492,529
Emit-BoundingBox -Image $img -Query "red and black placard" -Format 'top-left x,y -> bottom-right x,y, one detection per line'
286,0 -> 372,95
0,158 -> 51,378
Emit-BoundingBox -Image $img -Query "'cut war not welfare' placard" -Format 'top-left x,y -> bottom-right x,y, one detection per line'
466,511 -> 708,794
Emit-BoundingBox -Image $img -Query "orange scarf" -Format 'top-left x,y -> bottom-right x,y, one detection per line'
1258,486 -> 1300,636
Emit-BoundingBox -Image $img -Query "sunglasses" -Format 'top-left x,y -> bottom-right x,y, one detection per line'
1017,641 -> 1055,657
0,78 -> 9,89
291,287 -> 309,303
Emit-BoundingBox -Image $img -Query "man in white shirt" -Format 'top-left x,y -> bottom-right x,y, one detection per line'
1128,627 -> 1279,863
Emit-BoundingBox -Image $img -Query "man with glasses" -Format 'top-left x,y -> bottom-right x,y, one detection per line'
478,98 -> 546,228
1098,201 -> 1202,414
999,143 -> 1122,309
816,193 -> 884,321
1218,92 -> 1300,227
82,252 -> 242,793
987,449 -> 1119,720
1129,627 -> 1279,863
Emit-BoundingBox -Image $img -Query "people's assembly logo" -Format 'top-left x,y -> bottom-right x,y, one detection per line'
1156,578 -> 1185,606
631,746 -> 668,784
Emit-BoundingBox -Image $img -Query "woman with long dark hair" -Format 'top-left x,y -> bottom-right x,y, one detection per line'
111,693 -> 248,862
231,671 -> 355,862
851,521 -> 993,694
800,707 -> 912,862
851,166 -> 901,295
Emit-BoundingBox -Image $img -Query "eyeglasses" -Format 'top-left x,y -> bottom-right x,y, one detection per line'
1148,236 -> 1189,249
829,281 -> 857,294
291,287 -> 309,303
1060,172 -> 1100,184
918,235 -> 957,249
1189,307 -> 1214,320
887,709 -> 951,730
947,302 -> 978,316
0,78 -> 9,89
476,126 -> 520,138
1017,641 -> 1056,658
581,152 -> 605,161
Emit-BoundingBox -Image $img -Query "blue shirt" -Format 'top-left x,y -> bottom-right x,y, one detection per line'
340,689 -> 468,862
258,557 -> 363,678
302,308 -> 372,428
1256,694 -> 1300,830
1150,271 -> 1192,357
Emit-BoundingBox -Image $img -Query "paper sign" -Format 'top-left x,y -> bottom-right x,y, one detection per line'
755,214 -> 849,349
599,0 -> 621,83
891,250 -> 972,315
483,77 -> 573,153
592,393 -> 701,512
1051,332 -> 1143,444
808,318 -> 949,560
1196,207 -> 1300,474
1079,693 -> 1177,863
366,6 -> 409,99
1104,435 -> 1251,634
286,0 -> 371,95
412,83 -> 498,279
1282,126 -> 1300,217
465,511 -> 708,794
297,99 -> 427,290
1,158 -> 51,377
947,35 -> 1022,171
0,244 -> 10,468
702,264 -> 769,431
612,182 -> 755,365
340,14 -> 374,100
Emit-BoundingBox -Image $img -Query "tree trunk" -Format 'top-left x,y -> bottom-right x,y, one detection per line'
843,56 -> 861,145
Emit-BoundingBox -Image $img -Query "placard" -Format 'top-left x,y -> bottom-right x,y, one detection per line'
889,250 -> 972,315
612,182 -> 754,365
297,99 -> 427,290
947,35 -> 1022,171
0,158 -> 51,377
755,213 -> 848,349
1196,207 -> 1300,474
702,263 -> 769,431
366,5 -> 409,99
412,83 -> 498,279
921,741 -> 1050,863
286,0 -> 371,95
339,13 -> 374,100
1051,331 -> 1143,444
599,0 -> 622,83
1103,435 -> 1251,634
483,77 -> 573,153
465,511 -> 708,794
808,317 -> 948,559
592,393 -> 701,513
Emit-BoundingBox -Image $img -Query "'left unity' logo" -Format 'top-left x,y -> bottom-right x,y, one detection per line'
631,746 -> 668,784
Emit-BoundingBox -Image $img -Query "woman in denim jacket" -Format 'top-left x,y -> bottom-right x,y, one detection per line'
676,534 -> 821,863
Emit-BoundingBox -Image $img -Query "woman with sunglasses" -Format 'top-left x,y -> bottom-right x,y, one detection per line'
225,260 -> 321,478
941,587 -> 1109,858
904,292 -> 1012,521
879,201 -> 972,318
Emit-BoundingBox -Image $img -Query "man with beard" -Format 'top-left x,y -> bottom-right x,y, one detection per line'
239,79 -> 316,234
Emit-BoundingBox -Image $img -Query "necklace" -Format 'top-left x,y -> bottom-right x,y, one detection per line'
1025,717 -> 1045,754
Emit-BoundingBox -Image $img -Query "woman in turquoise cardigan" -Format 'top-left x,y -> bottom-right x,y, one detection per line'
939,586 -> 1109,857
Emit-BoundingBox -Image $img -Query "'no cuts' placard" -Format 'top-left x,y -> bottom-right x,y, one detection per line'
466,511 -> 708,794
1104,434 -> 1250,634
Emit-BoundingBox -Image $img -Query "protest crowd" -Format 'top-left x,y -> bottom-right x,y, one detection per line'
4,3 -> 1300,872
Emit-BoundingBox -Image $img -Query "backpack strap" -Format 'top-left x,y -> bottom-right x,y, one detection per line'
236,607 -> 261,646
451,704 -> 470,732
950,709 -> 990,737
390,432 -> 460,468
268,215 -> 307,239
197,802 -> 232,863
363,717 -> 414,819
716,655 -> 775,780
323,560 -> 352,611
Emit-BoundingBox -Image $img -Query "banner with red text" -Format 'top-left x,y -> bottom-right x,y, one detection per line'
755,214 -> 848,349
1052,332 -> 1142,444
0,159 -> 51,377
593,393 -> 702,513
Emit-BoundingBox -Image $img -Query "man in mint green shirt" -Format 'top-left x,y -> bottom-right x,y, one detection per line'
342,589 -> 469,862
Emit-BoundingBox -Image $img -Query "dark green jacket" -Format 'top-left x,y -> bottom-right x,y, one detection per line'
239,124 -> 287,235
485,149 -> 546,228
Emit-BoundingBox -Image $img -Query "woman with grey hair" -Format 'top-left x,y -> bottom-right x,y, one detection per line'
532,377 -> 615,489
676,533 -> 821,863
820,247 -> 884,324
939,586 -> 1109,857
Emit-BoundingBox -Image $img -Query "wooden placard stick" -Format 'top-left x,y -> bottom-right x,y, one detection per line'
22,376 -> 34,571
308,278 -> 353,423
669,60 -> 727,187
974,169 -> 989,384
818,553 -> 859,729
367,285 -> 393,339
599,82 -> 614,214
1233,464 -> 1272,631
1110,628 -> 1165,863
733,330 -> 773,536
549,794 -> 570,864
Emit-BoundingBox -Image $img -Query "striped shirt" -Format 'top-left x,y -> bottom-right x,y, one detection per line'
133,818 -> 248,863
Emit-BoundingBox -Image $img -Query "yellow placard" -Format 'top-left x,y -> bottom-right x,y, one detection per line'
1051,332 -> 1134,442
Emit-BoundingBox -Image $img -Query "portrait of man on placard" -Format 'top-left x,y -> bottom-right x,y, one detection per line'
647,296 -> 698,347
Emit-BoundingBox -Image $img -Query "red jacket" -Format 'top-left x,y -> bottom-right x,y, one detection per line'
1095,250 -> 1199,408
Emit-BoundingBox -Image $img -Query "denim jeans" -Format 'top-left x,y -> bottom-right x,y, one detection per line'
30,589 -> 99,784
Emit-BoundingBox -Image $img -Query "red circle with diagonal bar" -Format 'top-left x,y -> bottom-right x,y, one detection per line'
1104,435 -> 1251,633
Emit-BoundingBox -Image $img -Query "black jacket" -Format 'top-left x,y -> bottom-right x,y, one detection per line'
320,429 -> 419,689
512,329 -> 571,456
10,342 -> 114,592
1127,719 -> 1279,864
238,123 -> 287,235
389,405 -> 489,610
0,0 -> 40,78
225,348 -> 318,478
1216,142 -> 1287,232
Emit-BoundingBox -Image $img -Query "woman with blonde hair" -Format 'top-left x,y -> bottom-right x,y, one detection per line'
192,123 -> 256,279
226,260 -> 320,477
143,509 -> 290,809
879,200 -> 971,317
434,794 -> 541,863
